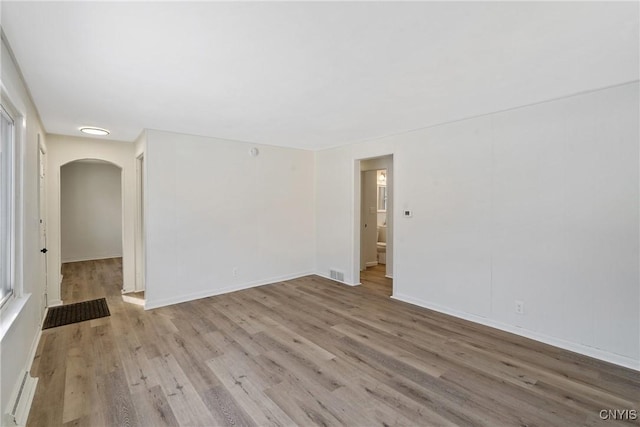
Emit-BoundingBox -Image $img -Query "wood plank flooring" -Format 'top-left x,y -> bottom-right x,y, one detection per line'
28,259 -> 639,426
360,264 -> 392,296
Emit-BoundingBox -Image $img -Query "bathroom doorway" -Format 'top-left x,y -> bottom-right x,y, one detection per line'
357,155 -> 393,296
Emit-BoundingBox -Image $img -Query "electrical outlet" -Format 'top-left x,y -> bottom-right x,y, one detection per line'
233,267 -> 238,277
515,300 -> 524,315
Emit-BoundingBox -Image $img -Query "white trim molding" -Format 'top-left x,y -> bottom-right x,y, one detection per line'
392,293 -> 640,372
61,254 -> 123,264
0,294 -> 30,342
315,273 -> 360,287
144,271 -> 315,310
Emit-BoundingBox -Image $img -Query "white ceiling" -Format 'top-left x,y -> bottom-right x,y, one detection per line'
2,1 -> 638,150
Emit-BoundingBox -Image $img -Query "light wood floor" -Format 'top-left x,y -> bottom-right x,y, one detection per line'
360,264 -> 392,297
28,259 -> 639,426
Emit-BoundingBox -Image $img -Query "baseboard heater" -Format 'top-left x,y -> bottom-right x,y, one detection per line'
5,371 -> 38,426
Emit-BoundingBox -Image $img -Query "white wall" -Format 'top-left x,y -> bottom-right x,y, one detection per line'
46,134 -> 136,302
315,82 -> 640,369
60,161 -> 122,262
144,130 -> 315,309
0,37 -> 47,418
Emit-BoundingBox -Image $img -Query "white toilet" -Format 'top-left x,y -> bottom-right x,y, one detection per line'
377,226 -> 387,265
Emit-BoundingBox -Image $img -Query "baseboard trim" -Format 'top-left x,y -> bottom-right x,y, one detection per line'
122,294 -> 145,306
144,271 -> 315,310
47,300 -> 63,307
61,255 -> 123,264
392,293 -> 640,372
315,273 -> 360,287
365,261 -> 378,267
28,316 -> 43,367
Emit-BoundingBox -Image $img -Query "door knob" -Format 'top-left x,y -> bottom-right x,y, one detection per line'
41,248 -> 48,254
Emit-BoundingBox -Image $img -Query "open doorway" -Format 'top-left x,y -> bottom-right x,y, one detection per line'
59,159 -> 124,302
357,155 -> 393,296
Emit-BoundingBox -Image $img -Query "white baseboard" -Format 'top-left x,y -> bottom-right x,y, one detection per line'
122,294 -> 145,306
61,254 -> 123,263
385,274 -> 393,279
28,321 -> 43,369
315,273 -> 360,287
365,261 -> 378,267
144,271 -> 315,310
47,300 -> 63,307
392,293 -> 640,372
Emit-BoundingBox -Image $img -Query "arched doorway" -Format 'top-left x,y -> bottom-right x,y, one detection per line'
59,159 -> 124,300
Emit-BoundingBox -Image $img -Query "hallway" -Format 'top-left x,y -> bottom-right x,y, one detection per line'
60,258 -> 123,304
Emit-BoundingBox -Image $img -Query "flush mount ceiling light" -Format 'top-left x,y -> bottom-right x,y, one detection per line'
80,127 -> 110,136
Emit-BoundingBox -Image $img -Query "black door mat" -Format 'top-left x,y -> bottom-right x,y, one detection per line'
43,298 -> 110,329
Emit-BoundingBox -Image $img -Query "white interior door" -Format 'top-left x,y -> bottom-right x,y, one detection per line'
38,140 -> 48,316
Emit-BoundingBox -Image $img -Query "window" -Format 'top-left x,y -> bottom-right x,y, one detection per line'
0,104 -> 15,308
